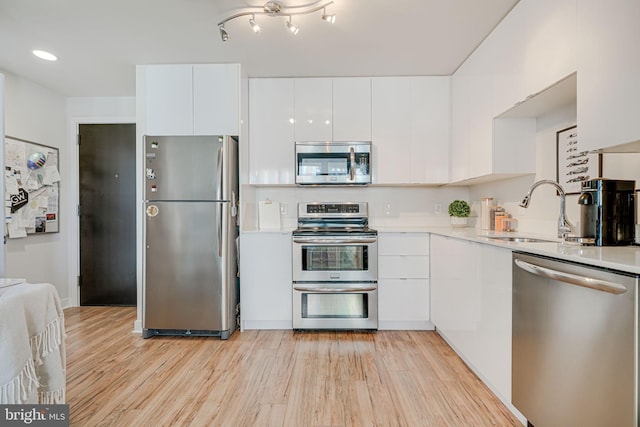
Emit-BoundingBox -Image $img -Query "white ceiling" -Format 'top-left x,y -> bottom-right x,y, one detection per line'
0,0 -> 519,98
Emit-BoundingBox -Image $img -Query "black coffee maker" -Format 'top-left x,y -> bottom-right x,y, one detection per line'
578,179 -> 636,246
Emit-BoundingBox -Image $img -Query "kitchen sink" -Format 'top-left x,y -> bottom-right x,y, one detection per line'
483,236 -> 556,243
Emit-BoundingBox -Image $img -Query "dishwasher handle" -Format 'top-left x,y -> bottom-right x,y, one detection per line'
514,258 -> 627,295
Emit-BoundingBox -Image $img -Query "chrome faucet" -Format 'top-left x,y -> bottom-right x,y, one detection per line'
519,179 -> 573,239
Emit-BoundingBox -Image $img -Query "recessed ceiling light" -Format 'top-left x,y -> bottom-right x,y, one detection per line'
32,50 -> 58,61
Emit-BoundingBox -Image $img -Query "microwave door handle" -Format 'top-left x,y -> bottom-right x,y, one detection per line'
350,146 -> 355,181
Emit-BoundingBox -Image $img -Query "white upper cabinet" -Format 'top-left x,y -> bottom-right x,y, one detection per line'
332,77 -> 372,141
193,64 -> 240,136
372,77 -> 412,184
450,0 -> 573,183
577,0 -> 640,152
294,78 -> 332,141
451,69 -> 494,181
248,78 -> 295,185
491,0 -> 576,116
144,65 -> 193,135
411,77 -> 451,183
141,64 -> 240,136
372,76 -> 450,184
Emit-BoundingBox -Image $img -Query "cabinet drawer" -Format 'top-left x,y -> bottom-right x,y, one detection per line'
378,233 -> 429,256
379,255 -> 429,279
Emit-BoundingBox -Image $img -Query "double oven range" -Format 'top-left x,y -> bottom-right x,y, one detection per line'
292,202 -> 378,330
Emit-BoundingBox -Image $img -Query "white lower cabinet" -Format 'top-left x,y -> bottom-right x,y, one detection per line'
378,233 -> 432,330
430,234 -> 513,404
239,232 -> 292,329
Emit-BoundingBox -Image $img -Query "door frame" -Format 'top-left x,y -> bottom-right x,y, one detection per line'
67,114 -> 136,309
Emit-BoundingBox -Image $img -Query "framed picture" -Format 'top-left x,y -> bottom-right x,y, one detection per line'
556,125 -> 601,194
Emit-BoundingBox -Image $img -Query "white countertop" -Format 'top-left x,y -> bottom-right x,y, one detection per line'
382,226 -> 640,275
240,225 -> 640,275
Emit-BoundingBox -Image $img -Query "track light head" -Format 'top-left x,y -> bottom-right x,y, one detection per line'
219,24 -> 229,42
249,15 -> 261,33
286,17 -> 299,35
322,8 -> 336,24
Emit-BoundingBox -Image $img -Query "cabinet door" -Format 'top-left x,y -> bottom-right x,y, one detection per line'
372,77 -> 412,184
249,78 -> 295,184
332,77 -> 371,141
145,65 -> 193,135
491,0 -> 576,116
294,78 -> 332,141
410,77 -> 450,183
450,71 -> 493,181
578,0 -> 640,151
429,235 -> 479,361
239,233 -> 292,329
193,64 -> 240,136
475,244 -> 513,402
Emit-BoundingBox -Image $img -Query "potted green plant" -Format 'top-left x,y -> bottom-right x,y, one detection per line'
448,200 -> 471,227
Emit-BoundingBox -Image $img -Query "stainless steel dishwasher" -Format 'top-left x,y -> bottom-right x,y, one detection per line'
512,252 -> 639,427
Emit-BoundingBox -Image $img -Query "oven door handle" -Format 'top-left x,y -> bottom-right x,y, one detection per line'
292,237 -> 377,244
293,286 -> 377,293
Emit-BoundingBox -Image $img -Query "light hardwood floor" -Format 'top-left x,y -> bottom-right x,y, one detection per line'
65,307 -> 521,426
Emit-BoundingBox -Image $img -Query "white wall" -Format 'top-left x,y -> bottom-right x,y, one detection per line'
66,97 -> 136,309
2,69 -> 69,303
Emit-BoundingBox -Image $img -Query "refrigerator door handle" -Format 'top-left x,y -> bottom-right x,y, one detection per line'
216,143 -> 223,201
217,143 -> 223,256
217,204 -> 223,257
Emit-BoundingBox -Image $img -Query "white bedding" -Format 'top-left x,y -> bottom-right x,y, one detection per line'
0,282 -> 66,404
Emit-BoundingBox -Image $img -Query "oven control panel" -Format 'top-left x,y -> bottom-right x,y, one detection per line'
299,202 -> 368,218
306,203 -> 359,214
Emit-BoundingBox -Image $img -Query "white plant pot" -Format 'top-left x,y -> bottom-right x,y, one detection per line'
450,216 -> 468,227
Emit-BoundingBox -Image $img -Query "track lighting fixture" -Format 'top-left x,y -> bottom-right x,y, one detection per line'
217,0 -> 335,42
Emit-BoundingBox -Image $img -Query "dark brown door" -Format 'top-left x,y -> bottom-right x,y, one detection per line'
79,123 -> 136,305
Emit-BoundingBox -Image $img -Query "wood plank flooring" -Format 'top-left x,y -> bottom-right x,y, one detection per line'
64,307 -> 521,426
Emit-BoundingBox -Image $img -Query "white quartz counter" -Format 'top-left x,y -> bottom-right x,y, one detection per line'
241,225 -> 640,275
375,225 -> 640,275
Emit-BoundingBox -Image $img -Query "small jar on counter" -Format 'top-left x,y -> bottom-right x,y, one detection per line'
504,215 -> 518,232
481,198 -> 494,230
493,206 -> 506,231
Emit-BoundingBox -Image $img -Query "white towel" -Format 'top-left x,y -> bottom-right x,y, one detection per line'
0,283 -> 66,404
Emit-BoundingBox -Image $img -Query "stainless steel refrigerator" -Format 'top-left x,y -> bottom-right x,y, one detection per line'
142,135 -> 239,339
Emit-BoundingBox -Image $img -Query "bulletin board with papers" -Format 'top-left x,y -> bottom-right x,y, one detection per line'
4,136 -> 61,238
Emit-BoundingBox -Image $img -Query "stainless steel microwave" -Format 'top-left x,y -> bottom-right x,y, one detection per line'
295,141 -> 372,185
